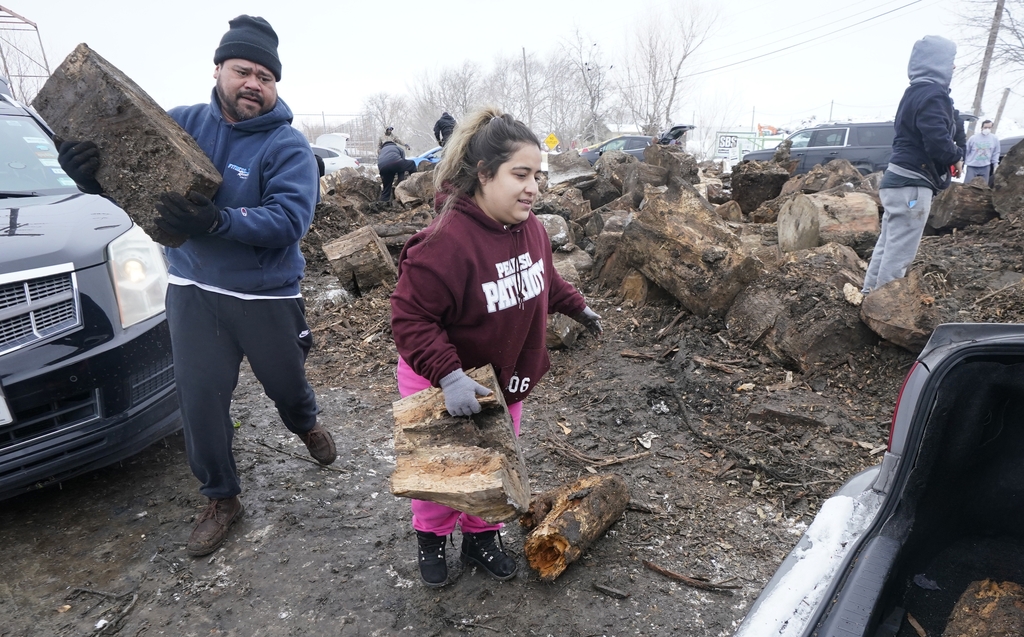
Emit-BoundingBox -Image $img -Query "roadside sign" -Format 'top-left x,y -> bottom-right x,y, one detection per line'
544,133 -> 559,150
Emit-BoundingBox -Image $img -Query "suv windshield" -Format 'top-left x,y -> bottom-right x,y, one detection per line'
0,113 -> 77,197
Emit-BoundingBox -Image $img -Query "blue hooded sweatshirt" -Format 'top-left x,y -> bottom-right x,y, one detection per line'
881,35 -> 963,193
165,91 -> 318,296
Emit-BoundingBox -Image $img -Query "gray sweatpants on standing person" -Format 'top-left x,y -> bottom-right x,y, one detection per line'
861,186 -> 934,293
166,283 -> 319,500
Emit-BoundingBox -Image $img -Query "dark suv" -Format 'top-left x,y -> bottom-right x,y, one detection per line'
735,323 -> 1024,637
0,80 -> 180,500
742,121 -> 895,175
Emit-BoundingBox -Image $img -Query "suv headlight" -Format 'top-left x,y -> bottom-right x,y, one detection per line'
107,224 -> 168,328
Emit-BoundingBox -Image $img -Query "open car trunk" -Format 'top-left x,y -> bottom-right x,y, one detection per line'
869,354 -> 1024,636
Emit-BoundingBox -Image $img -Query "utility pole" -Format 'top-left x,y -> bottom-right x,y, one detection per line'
992,87 -> 1011,132
751,106 -> 755,132
968,0 -> 1005,137
829,100 -> 834,121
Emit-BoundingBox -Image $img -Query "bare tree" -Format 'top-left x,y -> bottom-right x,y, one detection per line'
561,30 -> 611,144
362,92 -> 411,140
615,2 -> 717,135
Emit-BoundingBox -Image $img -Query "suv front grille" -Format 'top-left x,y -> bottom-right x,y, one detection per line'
0,267 -> 80,356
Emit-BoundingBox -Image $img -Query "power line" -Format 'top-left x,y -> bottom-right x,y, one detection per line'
696,0 -> 917,66
682,0 -> 924,79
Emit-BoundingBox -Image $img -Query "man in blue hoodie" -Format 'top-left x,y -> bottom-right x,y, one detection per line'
861,35 -> 964,294
60,15 -> 337,557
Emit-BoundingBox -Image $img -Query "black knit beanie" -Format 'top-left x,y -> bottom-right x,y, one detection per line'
214,15 -> 282,81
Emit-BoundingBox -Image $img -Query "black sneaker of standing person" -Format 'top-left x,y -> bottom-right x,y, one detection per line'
461,530 -> 517,581
416,530 -> 449,587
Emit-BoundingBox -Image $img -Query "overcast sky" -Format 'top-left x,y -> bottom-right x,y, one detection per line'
18,0 -> 1024,136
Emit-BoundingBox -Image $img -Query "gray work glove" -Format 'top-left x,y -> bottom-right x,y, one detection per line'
439,369 -> 493,417
572,306 -> 603,336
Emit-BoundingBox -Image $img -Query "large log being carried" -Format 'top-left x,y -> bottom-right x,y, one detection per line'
390,365 -> 530,523
32,43 -> 222,248
519,474 -> 629,581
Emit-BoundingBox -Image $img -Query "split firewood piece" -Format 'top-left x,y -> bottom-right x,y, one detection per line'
390,365 -> 529,523
519,473 -> 629,581
323,225 -> 397,296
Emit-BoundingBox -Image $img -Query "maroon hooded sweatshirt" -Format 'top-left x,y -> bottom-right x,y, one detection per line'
390,193 -> 587,404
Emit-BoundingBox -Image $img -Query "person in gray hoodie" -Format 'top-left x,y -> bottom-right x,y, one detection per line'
861,35 -> 963,294
964,119 -> 1000,183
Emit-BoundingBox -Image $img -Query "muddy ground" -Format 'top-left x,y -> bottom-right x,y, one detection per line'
3,205 -> 1022,637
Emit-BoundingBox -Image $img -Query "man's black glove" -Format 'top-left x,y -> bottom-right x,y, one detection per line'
57,140 -> 104,194
572,306 -> 603,336
155,191 -> 221,237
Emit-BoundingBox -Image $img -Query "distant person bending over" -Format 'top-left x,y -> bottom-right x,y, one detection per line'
390,107 -> 603,588
378,138 -> 416,202
57,15 -> 337,557
379,126 -> 411,151
964,119 -> 999,184
433,111 -> 457,147
861,35 -> 963,294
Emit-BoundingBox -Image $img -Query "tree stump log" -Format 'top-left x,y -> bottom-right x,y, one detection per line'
323,225 -> 397,295
32,43 -> 221,248
928,181 -> 997,231
390,365 -> 530,523
942,580 -> 1024,636
519,473 -> 629,581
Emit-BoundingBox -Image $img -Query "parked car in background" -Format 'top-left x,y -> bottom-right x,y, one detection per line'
311,144 -> 359,174
741,121 -> 895,175
735,323 -> 1024,637
1000,133 -> 1023,158
0,78 -> 180,501
658,123 -> 696,146
580,135 -> 655,165
409,145 -> 443,167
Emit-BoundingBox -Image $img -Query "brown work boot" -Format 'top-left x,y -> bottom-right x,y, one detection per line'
298,423 -> 337,465
186,496 -> 244,557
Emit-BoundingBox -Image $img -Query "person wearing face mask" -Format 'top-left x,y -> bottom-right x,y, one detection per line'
964,119 -> 1000,184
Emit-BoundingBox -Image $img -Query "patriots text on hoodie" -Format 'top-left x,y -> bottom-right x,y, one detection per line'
390,193 -> 587,404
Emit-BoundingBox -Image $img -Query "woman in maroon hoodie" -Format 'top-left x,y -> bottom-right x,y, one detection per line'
390,107 -> 602,587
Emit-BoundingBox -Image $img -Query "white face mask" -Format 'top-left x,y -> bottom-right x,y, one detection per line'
983,128 -> 993,134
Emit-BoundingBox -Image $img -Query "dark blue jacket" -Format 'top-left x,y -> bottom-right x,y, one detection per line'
887,83 -> 962,192
885,35 -> 962,193
165,91 -> 318,296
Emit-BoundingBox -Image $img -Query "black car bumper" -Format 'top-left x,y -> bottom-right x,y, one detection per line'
0,314 -> 181,501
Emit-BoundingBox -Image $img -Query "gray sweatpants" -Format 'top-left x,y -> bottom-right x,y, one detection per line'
964,164 -> 991,184
861,186 -> 934,293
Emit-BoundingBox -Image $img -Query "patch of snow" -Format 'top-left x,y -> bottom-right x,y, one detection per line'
733,489 -> 883,637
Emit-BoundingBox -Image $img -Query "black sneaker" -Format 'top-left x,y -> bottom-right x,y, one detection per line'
416,530 -> 449,588
460,530 -> 517,581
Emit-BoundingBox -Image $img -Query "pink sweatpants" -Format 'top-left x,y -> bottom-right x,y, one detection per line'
397,357 -> 522,535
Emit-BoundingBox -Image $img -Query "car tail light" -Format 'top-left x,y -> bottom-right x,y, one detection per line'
887,361 -> 920,450
581,147 -> 590,153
